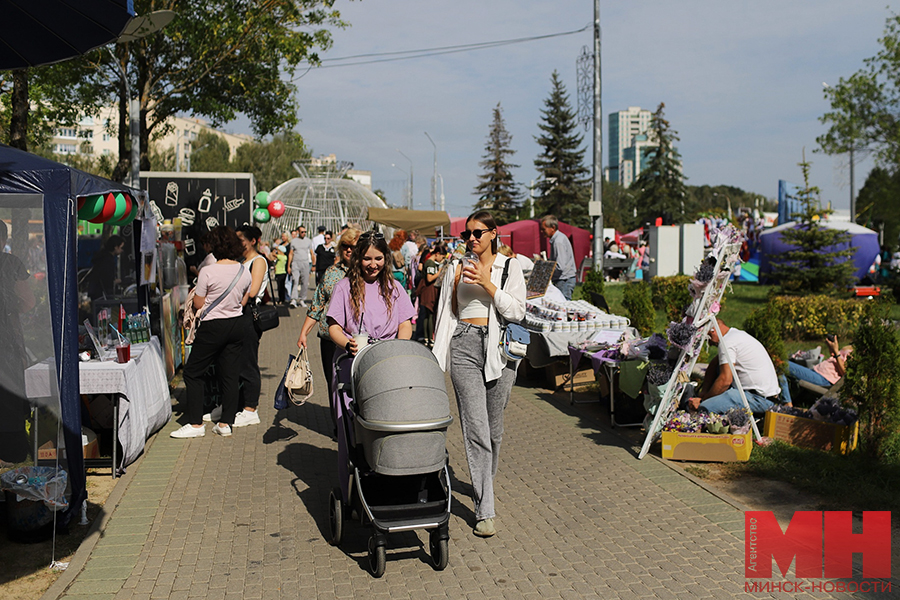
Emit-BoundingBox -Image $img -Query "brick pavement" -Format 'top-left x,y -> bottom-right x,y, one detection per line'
50,306 -> 892,599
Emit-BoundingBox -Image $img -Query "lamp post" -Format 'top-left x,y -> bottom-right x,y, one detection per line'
391,163 -> 409,207
424,132 -> 437,211
397,149 -> 413,209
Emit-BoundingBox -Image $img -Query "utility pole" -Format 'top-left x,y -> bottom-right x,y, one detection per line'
590,0 -> 604,273
425,132 -> 437,211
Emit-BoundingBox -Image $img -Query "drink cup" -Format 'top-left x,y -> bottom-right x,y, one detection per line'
352,333 -> 368,352
116,340 -> 131,364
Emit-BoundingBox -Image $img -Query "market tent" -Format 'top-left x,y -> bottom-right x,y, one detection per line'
449,217 -> 467,237
367,207 -> 450,232
619,227 -> 643,246
496,219 -> 592,272
0,144 -> 138,525
758,220 -> 880,282
0,0 -> 135,69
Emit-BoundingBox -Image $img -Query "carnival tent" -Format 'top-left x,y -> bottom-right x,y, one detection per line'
758,220 -> 880,283
0,144 -> 139,525
367,207 -> 450,232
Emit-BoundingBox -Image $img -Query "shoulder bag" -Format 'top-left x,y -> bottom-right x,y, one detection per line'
285,347 -> 314,405
183,266 -> 244,345
498,258 -> 530,361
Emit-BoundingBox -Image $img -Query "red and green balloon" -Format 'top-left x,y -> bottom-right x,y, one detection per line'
78,192 -> 139,226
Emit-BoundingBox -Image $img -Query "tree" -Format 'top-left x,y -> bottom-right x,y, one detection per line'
232,131 -> 310,192
473,103 -> 522,224
533,71 -> 590,228
189,130 -> 233,173
855,167 -> 900,247
632,103 -> 687,226
818,13 -> 900,171
768,152 -> 856,294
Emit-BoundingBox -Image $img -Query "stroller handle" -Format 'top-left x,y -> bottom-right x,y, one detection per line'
354,415 -> 454,433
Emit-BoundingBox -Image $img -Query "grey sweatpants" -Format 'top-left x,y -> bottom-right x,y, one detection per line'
290,260 -> 310,303
449,322 -> 517,521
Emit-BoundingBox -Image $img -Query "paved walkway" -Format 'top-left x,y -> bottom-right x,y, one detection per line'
45,308 -> 891,599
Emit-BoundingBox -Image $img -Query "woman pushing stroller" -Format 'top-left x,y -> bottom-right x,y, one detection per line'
432,210 -> 526,538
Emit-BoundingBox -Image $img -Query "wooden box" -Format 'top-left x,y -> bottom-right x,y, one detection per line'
763,411 -> 858,455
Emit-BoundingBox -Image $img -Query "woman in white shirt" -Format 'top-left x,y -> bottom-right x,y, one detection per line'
432,211 -> 526,538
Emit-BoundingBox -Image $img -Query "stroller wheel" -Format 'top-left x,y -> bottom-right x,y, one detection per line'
368,535 -> 386,578
429,531 -> 449,571
328,488 -> 343,546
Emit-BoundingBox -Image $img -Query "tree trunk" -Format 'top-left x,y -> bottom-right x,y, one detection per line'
111,47 -> 130,183
9,70 -> 29,151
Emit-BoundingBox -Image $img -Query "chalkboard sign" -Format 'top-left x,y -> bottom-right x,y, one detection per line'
527,259 -> 557,299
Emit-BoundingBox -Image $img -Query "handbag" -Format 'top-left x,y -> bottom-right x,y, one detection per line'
498,258 -> 530,361
285,347 -> 314,405
251,302 -> 280,333
183,266 -> 244,345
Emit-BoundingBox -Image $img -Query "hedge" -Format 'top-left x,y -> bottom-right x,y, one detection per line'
651,275 -> 692,322
767,295 -> 872,340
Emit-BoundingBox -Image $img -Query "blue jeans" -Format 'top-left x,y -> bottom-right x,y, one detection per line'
780,361 -> 832,405
556,277 -> 576,300
699,387 -> 776,414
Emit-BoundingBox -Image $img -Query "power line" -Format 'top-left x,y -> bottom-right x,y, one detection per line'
298,23 -> 590,73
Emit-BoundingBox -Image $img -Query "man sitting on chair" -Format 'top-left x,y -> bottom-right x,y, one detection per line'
687,318 -> 784,414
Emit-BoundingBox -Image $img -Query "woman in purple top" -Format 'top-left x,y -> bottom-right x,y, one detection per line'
172,227 -> 251,439
326,230 -> 416,355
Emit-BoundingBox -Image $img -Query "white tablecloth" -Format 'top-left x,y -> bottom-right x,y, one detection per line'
25,337 -> 172,471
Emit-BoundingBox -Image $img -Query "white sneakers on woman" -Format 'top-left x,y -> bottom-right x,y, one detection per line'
170,424 -> 205,438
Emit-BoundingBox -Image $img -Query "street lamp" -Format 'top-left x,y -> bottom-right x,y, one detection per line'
391,163 -> 409,207
424,132 -> 437,211
397,149 -> 413,209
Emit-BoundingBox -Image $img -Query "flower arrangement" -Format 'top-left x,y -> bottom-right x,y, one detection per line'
647,362 -> 674,386
667,320 -> 697,350
770,397 -> 858,426
662,408 -> 752,435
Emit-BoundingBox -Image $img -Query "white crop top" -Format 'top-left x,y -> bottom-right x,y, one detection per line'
457,279 -> 492,319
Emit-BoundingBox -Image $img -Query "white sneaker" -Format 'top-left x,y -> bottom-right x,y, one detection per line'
171,424 -> 205,438
202,406 -> 222,422
213,423 -> 232,437
233,410 -> 261,428
289,300 -> 298,308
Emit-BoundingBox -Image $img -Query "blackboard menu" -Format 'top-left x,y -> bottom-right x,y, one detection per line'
527,259 -> 557,298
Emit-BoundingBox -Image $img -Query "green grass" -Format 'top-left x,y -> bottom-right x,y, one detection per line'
722,440 -> 900,514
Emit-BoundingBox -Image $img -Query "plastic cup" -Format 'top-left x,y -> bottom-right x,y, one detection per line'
352,333 -> 368,352
115,341 -> 131,364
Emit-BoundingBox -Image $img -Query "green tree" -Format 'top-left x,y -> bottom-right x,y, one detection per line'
768,153 -> 856,294
190,130 -> 233,173
473,103 -> 522,224
622,281 -> 654,336
232,131 -> 310,192
533,71 -> 590,228
632,102 -> 687,226
817,13 -> 900,173
855,167 -> 900,247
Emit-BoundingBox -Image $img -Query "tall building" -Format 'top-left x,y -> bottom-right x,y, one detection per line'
608,106 -> 652,187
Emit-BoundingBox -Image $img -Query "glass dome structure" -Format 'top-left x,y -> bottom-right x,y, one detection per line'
259,159 -> 387,242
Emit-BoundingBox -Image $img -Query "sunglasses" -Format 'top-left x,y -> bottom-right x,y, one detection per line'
460,228 -> 493,241
340,243 -> 356,250
359,231 -> 385,242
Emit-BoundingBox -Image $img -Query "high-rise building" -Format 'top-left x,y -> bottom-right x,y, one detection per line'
608,106 -> 652,187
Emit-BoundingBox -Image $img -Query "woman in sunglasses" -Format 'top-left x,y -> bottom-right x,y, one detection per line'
298,227 -> 362,405
432,210 -> 526,538
326,229 -> 416,357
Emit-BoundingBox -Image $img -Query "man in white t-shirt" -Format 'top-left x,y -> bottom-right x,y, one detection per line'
687,319 -> 783,414
311,225 -> 326,252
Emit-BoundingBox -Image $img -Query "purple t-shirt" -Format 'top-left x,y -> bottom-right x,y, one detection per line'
326,277 -> 416,340
196,263 -> 251,321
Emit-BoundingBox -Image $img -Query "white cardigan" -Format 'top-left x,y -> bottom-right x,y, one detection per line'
431,253 -> 527,382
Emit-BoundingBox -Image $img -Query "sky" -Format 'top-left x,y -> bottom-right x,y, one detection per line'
230,0 -> 891,219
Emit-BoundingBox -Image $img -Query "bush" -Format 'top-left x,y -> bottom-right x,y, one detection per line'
767,295 -> 869,340
841,301 -> 900,462
742,304 -> 787,375
622,281 -> 654,336
580,268 -> 605,299
651,275 -> 692,321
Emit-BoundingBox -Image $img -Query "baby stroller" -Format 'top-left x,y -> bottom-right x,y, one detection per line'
328,339 -> 453,577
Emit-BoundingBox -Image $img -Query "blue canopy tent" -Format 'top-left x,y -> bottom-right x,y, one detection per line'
0,0 -> 134,69
0,144 -> 140,524
758,220 -> 880,283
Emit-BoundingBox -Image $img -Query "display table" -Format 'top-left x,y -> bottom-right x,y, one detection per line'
568,345 -> 647,427
526,331 -> 596,368
25,337 -> 171,475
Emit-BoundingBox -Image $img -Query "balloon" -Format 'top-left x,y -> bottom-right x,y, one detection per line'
109,194 -> 133,225
117,197 -> 140,226
88,193 -> 118,223
267,200 -> 285,218
253,207 -> 271,223
77,196 -> 86,211
255,191 -> 269,208
78,194 -> 105,220
111,193 -> 129,222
